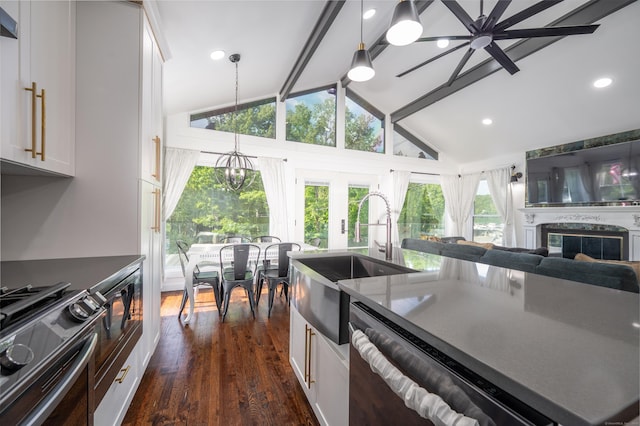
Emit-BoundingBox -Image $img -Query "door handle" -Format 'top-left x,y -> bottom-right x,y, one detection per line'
341,219 -> 346,234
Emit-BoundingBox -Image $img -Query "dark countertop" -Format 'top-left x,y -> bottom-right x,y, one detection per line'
332,248 -> 639,426
1,255 -> 145,293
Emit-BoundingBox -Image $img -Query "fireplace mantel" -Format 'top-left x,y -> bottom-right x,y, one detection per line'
519,206 -> 640,261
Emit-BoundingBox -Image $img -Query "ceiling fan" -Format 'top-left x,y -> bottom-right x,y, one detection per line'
396,0 -> 599,85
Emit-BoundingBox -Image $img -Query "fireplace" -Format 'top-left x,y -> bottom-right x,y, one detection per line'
519,206 -> 640,261
540,223 -> 628,260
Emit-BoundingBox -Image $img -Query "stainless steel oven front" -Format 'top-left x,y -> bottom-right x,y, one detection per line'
91,265 -> 142,408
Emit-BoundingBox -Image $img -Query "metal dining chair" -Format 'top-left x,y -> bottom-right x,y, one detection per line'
223,235 -> 252,243
219,243 -> 261,322
252,235 -> 281,243
256,243 -> 301,317
176,240 -> 222,316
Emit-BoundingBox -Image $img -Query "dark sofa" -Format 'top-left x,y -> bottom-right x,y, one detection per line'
401,238 -> 639,293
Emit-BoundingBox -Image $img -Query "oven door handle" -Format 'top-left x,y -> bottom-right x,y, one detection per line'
21,333 -> 98,426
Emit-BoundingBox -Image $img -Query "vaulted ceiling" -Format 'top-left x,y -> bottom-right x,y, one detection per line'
155,0 -> 640,165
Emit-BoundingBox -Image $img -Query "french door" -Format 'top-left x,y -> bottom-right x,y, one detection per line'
295,171 -> 377,250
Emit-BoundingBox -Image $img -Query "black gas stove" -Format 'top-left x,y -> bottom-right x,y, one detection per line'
0,281 -> 105,424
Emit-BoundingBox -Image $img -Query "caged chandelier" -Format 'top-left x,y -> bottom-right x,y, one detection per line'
214,53 -> 256,191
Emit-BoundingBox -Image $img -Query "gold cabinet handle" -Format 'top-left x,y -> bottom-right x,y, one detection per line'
152,136 -> 161,180
24,82 -> 45,161
151,189 -> 161,232
115,365 -> 130,384
304,324 -> 309,386
304,324 -> 315,388
40,88 -> 46,161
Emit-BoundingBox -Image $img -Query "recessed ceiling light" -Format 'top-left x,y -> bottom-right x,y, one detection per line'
363,8 -> 376,20
436,38 -> 449,48
593,77 -> 612,88
482,118 -> 493,126
210,50 -> 225,60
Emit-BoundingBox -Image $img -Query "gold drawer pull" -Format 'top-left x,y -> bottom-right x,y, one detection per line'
115,365 -> 130,384
152,136 -> 161,180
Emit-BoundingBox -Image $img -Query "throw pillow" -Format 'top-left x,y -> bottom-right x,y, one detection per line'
420,235 -> 442,242
457,240 -> 494,250
574,253 -> 640,282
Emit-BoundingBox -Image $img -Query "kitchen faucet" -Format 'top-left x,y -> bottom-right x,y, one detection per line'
354,191 -> 393,260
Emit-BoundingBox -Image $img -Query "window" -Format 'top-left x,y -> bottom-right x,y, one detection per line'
165,166 -> 269,255
304,183 -> 329,248
286,86 -> 336,146
397,183 -> 445,241
345,89 -> 384,153
473,180 -> 503,243
190,98 -> 276,139
348,186 -> 370,247
393,124 -> 438,160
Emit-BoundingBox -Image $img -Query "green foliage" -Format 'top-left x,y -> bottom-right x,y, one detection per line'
286,98 -> 336,146
344,106 -> 382,153
304,185 -> 329,247
398,183 -> 445,239
205,103 -> 276,138
166,166 -> 269,253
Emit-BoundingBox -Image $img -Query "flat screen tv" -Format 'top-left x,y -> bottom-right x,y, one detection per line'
526,136 -> 640,206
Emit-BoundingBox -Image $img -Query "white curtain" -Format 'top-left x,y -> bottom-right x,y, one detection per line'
391,170 -> 411,246
256,157 -> 290,241
163,148 -> 200,220
440,173 -> 481,239
486,167 -> 513,246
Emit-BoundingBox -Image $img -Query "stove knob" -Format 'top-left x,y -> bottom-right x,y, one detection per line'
1,344 -> 34,372
67,302 -> 90,322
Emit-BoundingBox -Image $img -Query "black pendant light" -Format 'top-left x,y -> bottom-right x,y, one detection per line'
214,53 -> 256,191
347,0 -> 374,82
386,0 -> 423,46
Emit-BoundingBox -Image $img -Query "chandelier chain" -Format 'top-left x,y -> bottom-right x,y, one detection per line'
234,58 -> 239,151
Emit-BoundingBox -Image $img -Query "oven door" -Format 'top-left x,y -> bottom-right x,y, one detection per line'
0,330 -> 97,425
93,268 -> 142,407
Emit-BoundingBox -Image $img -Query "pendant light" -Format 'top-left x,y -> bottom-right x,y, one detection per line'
347,0 -> 374,82
214,53 -> 256,191
386,0 -> 423,46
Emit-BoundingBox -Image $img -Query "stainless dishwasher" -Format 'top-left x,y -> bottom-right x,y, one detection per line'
348,301 -> 554,426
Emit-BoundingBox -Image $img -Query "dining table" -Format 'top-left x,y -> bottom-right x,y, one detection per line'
182,242 -> 318,323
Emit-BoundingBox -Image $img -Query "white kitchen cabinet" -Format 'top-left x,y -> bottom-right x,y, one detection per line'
290,306 -> 349,426
140,12 -> 164,368
0,0 -> 75,176
94,342 -> 141,426
141,179 -> 162,367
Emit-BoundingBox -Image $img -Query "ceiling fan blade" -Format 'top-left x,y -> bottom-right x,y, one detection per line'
397,42 -> 471,78
494,0 -> 562,32
484,42 -> 519,74
446,48 -> 475,86
381,35 -> 471,45
442,0 -> 479,33
493,25 -> 599,40
482,0 -> 511,31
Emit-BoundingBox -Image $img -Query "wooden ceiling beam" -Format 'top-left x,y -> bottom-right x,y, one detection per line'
391,0 -> 636,123
279,1 -> 345,101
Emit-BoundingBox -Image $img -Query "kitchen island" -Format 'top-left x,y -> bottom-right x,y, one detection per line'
333,248 -> 639,426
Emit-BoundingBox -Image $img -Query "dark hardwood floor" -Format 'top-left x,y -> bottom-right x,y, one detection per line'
123,286 -> 319,425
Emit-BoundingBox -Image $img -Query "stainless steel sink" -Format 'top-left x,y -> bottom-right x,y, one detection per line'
290,253 -> 415,344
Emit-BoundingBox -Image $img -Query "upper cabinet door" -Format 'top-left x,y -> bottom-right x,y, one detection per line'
1,0 -> 75,176
140,17 -> 163,185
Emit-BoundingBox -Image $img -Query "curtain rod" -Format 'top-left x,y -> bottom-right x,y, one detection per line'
390,169 -> 439,176
200,150 -> 287,162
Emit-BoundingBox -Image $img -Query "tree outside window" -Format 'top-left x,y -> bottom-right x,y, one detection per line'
286,87 -> 336,146
473,180 -> 504,243
190,98 -> 276,139
345,94 -> 383,153
165,166 -> 269,254
397,183 -> 445,240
